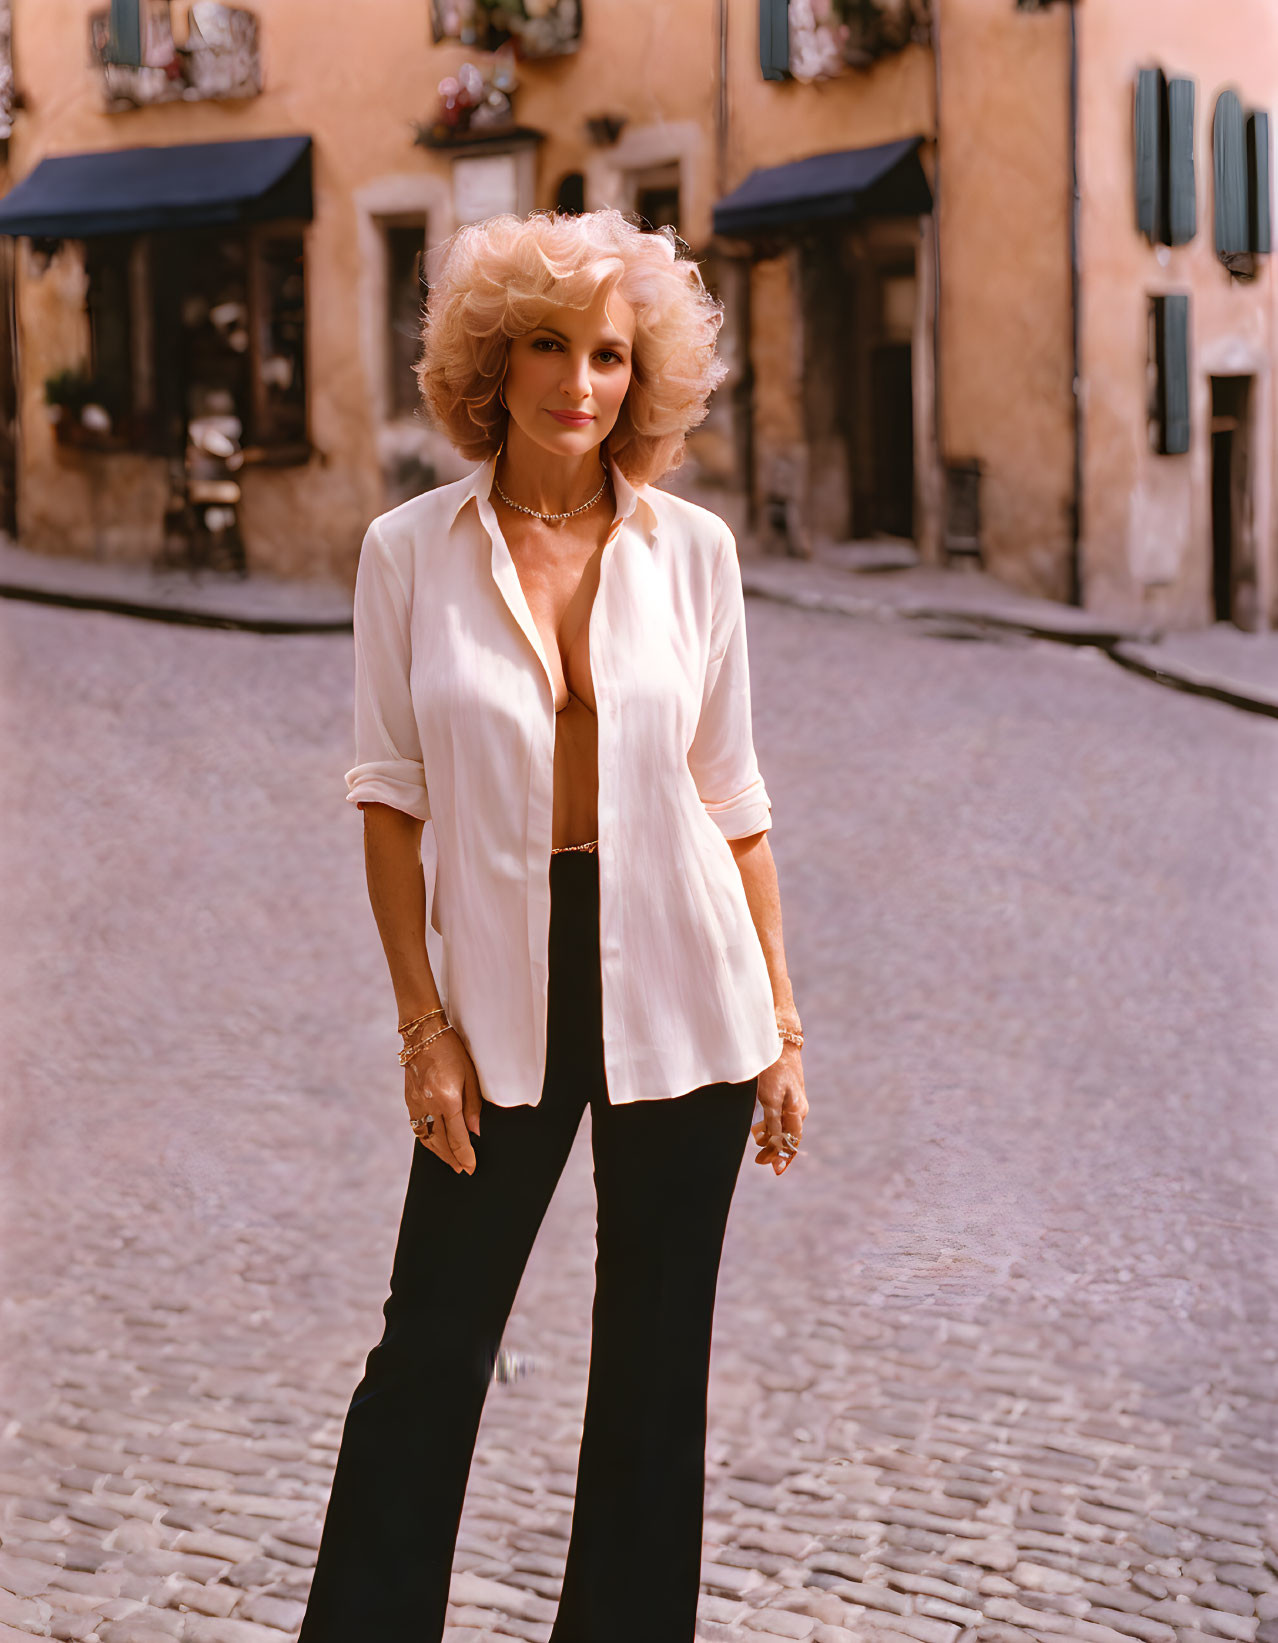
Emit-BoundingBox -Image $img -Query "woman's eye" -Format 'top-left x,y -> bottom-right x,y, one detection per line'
530,338 -> 623,363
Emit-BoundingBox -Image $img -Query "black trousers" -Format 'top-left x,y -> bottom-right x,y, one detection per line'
298,849 -> 760,1643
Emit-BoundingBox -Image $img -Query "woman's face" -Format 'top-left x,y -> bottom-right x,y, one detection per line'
502,284 -> 636,459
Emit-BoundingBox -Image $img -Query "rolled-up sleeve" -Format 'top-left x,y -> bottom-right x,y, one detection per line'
344,517 -> 431,822
686,526 -> 772,840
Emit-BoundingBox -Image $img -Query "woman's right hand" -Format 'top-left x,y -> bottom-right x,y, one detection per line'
405,1028 -> 483,1175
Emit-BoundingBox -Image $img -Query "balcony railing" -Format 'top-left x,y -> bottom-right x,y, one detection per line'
788,0 -> 931,84
90,1 -> 260,111
430,0 -> 581,59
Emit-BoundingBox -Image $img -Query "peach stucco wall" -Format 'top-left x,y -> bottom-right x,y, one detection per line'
1076,0 -> 1278,630
15,2 -> 1260,623
720,0 -> 1079,597
6,0 -> 723,580
721,17 -> 939,557
934,0 -> 1077,601
725,22 -> 933,193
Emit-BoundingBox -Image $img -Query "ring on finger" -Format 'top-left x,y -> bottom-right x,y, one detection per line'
410,1112 -> 436,1137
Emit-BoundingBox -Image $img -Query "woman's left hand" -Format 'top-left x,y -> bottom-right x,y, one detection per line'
752,1043 -> 807,1175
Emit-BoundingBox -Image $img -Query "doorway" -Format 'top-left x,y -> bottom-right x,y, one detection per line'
870,335 -> 914,538
797,233 -> 919,543
1210,375 -> 1256,627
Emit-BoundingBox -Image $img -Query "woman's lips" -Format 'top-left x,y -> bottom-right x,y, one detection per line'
546,410 -> 595,425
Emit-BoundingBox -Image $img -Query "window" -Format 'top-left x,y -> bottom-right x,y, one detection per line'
429,0 -> 581,57
1248,111 -> 1271,253
1215,89 -> 1270,269
105,0 -> 143,66
555,172 -> 585,215
85,236 -> 136,428
759,0 -> 789,81
252,230 -> 307,448
1215,90 -> 1249,254
632,163 -> 681,235
1148,293 -> 1190,456
91,1 -> 262,109
75,225 -> 308,457
383,220 -> 427,420
1134,68 -> 1196,246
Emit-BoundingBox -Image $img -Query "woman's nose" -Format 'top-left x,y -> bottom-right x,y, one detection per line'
561,356 -> 592,398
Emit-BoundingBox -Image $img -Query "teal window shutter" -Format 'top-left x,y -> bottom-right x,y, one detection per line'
107,0 -> 143,68
1136,70 -> 1196,246
1134,68 -> 1162,240
1152,294 -> 1191,456
760,0 -> 789,82
1248,110 -> 1271,253
1215,90 -> 1249,254
1167,78 -> 1197,245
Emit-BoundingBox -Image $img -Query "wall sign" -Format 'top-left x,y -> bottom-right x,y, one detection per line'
452,152 -> 520,223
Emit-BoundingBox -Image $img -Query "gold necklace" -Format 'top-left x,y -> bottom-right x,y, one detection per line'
494,459 -> 608,524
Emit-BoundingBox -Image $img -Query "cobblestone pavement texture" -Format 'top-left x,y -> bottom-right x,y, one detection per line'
1,594 -> 1276,1643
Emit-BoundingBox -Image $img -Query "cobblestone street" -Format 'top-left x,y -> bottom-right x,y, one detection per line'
2,590 -> 1276,1643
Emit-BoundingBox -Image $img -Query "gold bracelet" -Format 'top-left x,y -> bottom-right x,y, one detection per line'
398,1007 -> 446,1038
399,1023 -> 454,1066
777,1022 -> 804,1049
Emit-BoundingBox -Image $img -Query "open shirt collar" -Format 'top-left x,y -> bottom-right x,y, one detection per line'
447,449 -> 659,542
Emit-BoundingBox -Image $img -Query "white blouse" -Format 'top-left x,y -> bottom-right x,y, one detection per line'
344,452 -> 781,1108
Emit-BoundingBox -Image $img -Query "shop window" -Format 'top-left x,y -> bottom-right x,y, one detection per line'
1133,68 -> 1196,246
69,225 -> 307,458
85,237 -> 136,429
383,219 -> 427,420
1148,292 -> 1190,456
52,236 -> 155,448
252,230 -> 307,450
1215,89 -> 1269,272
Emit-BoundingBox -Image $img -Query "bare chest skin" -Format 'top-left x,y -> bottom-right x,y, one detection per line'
494,489 -> 618,848
496,495 -> 615,718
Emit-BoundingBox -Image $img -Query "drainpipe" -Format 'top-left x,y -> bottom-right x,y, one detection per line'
715,0 -> 729,199
715,0 -> 757,533
1068,0 -> 1083,606
931,0 -> 944,561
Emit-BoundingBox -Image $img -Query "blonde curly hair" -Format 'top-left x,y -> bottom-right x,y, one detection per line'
416,208 -> 728,486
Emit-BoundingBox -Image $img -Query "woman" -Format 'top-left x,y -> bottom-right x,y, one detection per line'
297,207 -> 807,1643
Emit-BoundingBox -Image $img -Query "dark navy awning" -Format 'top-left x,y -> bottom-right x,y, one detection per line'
0,135 -> 313,238
713,137 -> 931,236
